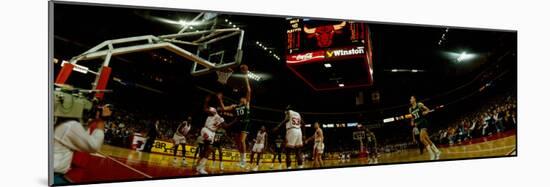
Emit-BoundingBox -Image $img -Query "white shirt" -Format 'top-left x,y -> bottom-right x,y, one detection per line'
255,131 -> 267,144
286,110 -> 301,129
205,114 -> 224,131
53,120 -> 105,174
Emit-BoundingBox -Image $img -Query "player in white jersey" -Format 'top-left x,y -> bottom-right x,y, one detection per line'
172,117 -> 191,166
196,107 -> 236,175
250,126 -> 268,171
274,105 -> 304,169
305,122 -> 324,168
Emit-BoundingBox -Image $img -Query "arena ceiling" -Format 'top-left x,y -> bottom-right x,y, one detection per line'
53,3 -> 517,122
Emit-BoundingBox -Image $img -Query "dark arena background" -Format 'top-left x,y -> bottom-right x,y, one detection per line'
50,2 -> 517,185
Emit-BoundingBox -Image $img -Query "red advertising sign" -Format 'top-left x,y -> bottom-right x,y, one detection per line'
286,50 -> 326,64
286,46 -> 365,64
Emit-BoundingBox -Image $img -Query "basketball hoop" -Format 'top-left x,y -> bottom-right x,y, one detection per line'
216,68 -> 233,84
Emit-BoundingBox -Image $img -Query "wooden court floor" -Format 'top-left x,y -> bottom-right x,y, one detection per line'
65,131 -> 516,184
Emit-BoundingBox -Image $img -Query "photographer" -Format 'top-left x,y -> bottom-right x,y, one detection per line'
53,104 -> 113,185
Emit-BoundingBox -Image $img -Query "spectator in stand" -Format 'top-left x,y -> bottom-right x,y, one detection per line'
468,119 -> 476,139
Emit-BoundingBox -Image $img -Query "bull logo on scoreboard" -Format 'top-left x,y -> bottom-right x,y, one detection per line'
303,21 -> 346,48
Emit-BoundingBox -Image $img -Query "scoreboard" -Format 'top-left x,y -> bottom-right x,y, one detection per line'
285,18 -> 374,91
287,19 -> 369,54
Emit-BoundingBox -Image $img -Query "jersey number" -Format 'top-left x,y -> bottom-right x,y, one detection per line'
412,111 -> 420,119
236,108 -> 245,116
291,117 -> 301,127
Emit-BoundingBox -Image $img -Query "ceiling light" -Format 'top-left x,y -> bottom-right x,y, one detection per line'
324,63 -> 332,68
457,51 -> 467,62
338,83 -> 345,87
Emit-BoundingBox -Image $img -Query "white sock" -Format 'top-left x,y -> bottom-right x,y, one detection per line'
198,158 -> 207,169
426,145 -> 435,158
431,144 -> 440,153
240,153 -> 246,162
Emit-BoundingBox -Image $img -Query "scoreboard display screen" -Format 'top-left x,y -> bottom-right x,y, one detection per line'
287,19 -> 368,54
286,18 -> 374,91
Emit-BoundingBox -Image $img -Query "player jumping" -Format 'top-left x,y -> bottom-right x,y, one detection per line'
305,122 -> 324,168
250,125 -> 268,171
409,95 -> 441,160
217,64 -> 253,168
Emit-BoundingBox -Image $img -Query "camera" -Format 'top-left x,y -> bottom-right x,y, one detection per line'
53,85 -> 108,122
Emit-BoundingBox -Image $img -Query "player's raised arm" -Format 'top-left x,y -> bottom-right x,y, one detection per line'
239,64 -> 252,103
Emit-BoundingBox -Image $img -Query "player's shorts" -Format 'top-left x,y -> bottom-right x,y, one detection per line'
239,121 -> 251,133
415,118 -> 429,129
367,142 -> 376,153
285,128 -> 303,148
252,143 -> 264,153
313,141 -> 324,154
200,127 -> 216,142
173,134 -> 186,144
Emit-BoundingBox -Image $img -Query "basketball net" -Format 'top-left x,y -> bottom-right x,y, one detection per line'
216,68 -> 233,84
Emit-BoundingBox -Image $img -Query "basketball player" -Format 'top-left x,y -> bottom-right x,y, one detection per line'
195,107 -> 236,174
365,128 -> 378,164
409,96 -> 441,160
211,127 -> 226,171
250,126 -> 268,171
305,122 -> 324,168
172,117 -> 192,166
270,135 -> 284,169
217,64 -> 253,168
274,105 -> 305,169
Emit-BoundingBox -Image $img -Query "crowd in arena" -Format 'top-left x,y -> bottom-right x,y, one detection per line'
432,95 -> 517,145
102,108 -> 191,148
